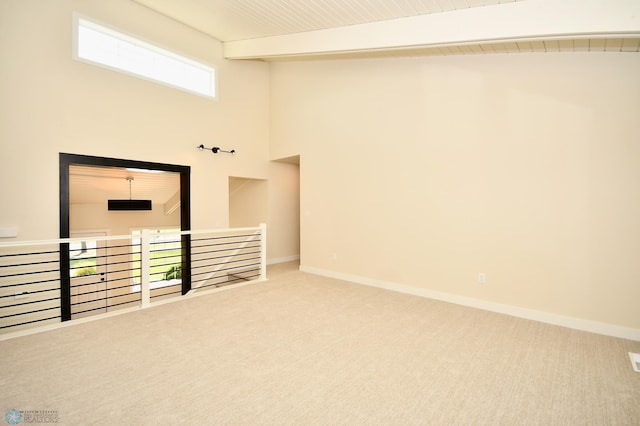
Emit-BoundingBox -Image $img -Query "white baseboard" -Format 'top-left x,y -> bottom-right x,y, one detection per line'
267,255 -> 300,265
300,265 -> 640,342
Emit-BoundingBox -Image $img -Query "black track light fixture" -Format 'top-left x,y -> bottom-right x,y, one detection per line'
197,144 -> 235,155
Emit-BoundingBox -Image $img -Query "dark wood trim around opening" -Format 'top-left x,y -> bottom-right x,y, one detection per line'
59,153 -> 191,321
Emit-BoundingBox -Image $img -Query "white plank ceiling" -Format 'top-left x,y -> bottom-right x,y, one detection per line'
136,0 -> 520,42
293,37 -> 640,61
133,0 -> 640,60
69,165 -> 180,206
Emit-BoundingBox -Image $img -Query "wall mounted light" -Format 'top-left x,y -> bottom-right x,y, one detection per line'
197,144 -> 235,155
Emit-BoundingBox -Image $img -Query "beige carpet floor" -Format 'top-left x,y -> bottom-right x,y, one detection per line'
1,262 -> 639,425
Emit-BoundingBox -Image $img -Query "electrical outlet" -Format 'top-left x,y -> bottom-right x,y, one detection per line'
331,253 -> 337,261
0,227 -> 18,238
478,273 -> 486,284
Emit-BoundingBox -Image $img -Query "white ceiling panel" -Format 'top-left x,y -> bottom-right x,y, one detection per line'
69,165 -> 180,206
133,0 -> 519,42
621,37 -> 640,51
543,40 -> 560,52
558,39 -> 574,51
589,38 -> 607,52
132,0 -> 640,60
573,39 -> 590,51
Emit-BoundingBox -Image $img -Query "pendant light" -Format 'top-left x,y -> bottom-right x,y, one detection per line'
108,177 -> 152,211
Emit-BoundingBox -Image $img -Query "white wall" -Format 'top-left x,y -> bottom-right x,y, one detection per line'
0,0 -> 296,262
270,53 -> 640,331
266,162 -> 300,263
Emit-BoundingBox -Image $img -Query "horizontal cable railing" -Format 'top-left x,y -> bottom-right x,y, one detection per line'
69,236 -> 142,320
190,230 -> 264,291
0,243 -> 61,331
0,224 -> 266,335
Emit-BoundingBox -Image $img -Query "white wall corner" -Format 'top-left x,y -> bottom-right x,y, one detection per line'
267,255 -> 300,265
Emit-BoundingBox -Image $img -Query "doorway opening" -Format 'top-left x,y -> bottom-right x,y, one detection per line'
59,153 -> 191,321
229,177 -> 268,228
69,231 -> 107,318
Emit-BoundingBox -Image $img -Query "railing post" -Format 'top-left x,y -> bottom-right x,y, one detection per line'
140,229 -> 151,307
259,223 -> 267,281
59,241 -> 71,321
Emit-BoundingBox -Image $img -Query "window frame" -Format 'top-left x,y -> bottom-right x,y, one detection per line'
72,13 -> 217,100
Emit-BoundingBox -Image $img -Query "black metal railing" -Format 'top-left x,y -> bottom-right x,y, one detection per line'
0,225 -> 266,335
190,230 -> 264,291
0,243 -> 62,331
69,237 -> 142,320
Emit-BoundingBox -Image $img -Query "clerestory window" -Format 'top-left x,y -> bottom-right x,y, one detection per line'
73,14 -> 216,99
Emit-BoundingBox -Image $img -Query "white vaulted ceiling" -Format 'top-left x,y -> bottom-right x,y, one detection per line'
133,0 -> 520,42
132,0 -> 640,60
